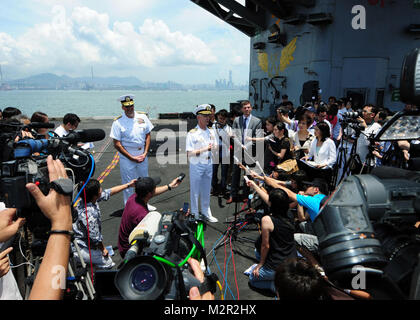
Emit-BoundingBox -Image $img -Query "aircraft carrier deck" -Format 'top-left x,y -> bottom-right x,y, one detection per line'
66,116 -> 274,301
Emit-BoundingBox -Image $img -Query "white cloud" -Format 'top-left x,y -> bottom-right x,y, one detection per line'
0,5 -> 218,77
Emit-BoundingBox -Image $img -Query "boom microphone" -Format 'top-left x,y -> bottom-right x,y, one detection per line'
128,211 -> 162,244
61,129 -> 105,144
124,211 -> 162,262
28,122 -> 56,129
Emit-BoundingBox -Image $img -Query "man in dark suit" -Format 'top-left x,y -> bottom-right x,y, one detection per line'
227,100 -> 263,204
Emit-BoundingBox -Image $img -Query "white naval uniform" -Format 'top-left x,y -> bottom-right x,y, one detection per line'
186,125 -> 218,219
110,111 -> 154,204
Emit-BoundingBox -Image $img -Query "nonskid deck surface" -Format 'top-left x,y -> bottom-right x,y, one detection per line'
72,118 -> 271,300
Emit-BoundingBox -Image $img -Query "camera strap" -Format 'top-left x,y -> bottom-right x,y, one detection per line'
173,219 -> 209,270
50,178 -> 73,196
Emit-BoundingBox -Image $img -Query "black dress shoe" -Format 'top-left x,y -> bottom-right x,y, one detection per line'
226,197 -> 234,204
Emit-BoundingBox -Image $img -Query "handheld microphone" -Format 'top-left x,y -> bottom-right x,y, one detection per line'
61,129 -> 105,144
255,160 -> 264,174
177,173 -> 186,182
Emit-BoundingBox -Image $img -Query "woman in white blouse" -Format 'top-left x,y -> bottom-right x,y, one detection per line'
292,114 -> 314,160
299,121 -> 336,184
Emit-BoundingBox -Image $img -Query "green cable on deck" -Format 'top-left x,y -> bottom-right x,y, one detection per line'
153,221 -> 205,268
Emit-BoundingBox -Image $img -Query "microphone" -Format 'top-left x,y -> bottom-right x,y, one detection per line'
61,129 -> 105,144
28,122 -> 55,129
125,211 -> 162,262
128,211 -> 162,244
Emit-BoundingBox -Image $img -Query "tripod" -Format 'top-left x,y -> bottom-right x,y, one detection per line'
360,133 -> 378,175
70,240 -> 96,300
336,124 -> 363,186
22,237 -> 96,300
214,192 -> 257,260
331,124 -> 350,188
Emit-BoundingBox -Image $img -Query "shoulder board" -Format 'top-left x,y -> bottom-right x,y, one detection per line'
113,115 -> 122,121
136,111 -> 147,114
189,128 -> 198,133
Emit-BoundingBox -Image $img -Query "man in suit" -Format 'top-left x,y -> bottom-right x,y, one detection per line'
227,100 -> 263,204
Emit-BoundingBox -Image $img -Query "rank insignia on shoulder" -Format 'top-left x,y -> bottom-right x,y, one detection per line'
114,115 -> 122,121
189,128 -> 198,133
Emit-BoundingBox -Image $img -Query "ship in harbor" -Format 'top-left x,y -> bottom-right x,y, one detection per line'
191,0 -> 419,116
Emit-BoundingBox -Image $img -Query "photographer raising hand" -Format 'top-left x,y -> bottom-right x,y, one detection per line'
26,155 -> 72,300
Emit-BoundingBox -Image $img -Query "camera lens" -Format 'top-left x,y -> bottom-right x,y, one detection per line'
131,264 -> 157,292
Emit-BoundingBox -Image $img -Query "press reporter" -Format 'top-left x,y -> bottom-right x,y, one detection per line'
245,180 -> 296,293
25,155 -> 73,300
118,175 -> 183,258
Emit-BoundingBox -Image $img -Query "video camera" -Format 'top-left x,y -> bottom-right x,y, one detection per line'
313,48 -> 420,299
313,172 -> 420,299
97,210 -> 218,300
0,119 -> 105,239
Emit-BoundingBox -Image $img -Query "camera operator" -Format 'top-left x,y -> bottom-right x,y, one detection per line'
355,104 -> 382,172
0,207 -> 25,300
118,176 -> 183,258
25,155 -> 73,300
30,111 -> 50,139
187,258 -> 215,300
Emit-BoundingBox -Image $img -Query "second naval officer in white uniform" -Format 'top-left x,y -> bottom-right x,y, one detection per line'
186,104 -> 218,223
110,95 -> 154,205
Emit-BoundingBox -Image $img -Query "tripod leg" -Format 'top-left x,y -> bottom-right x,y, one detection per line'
68,261 -> 87,299
72,240 -> 96,299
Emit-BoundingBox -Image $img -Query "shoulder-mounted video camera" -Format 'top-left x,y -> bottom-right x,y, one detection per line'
96,210 -> 218,300
0,120 -> 105,239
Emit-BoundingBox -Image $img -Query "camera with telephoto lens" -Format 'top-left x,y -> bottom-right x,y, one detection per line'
109,210 -> 217,300
341,111 -> 362,124
0,119 -> 104,240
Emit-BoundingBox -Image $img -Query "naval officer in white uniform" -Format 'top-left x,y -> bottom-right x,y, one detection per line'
186,104 -> 218,223
110,95 -> 154,204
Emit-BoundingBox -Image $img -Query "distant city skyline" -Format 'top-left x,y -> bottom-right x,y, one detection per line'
0,1 -> 250,85
2,71 -> 248,91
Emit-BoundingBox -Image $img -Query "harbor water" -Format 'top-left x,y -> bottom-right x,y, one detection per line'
0,89 -> 248,119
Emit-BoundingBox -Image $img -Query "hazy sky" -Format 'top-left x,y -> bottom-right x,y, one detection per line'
0,0 -> 250,85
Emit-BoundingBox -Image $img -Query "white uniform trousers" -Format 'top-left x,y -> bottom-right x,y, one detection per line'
119,150 -> 149,204
189,163 -> 213,218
